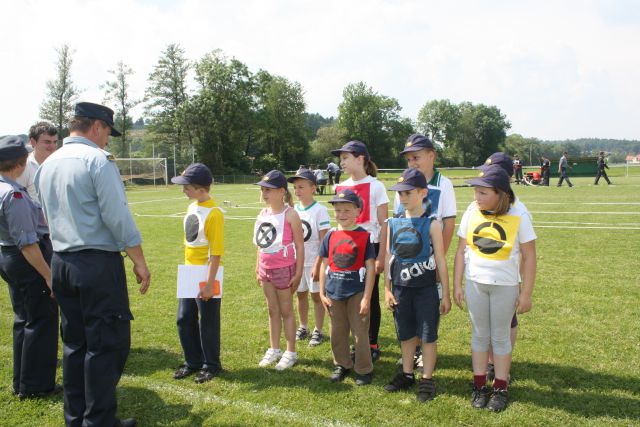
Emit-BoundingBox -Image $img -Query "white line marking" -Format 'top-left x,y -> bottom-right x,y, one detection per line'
534,225 -> 640,230
129,197 -> 185,205
523,202 -> 640,205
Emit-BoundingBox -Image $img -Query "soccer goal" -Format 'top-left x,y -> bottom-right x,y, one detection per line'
115,158 -> 168,187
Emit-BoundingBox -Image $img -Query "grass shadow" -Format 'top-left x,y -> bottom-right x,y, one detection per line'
118,385 -> 205,426
125,346 -> 182,376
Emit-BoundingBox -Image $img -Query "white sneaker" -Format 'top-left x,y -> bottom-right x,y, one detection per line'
274,351 -> 297,371
259,348 -> 281,367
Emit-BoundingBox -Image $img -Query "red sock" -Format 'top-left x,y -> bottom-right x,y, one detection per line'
473,375 -> 486,389
494,378 -> 508,390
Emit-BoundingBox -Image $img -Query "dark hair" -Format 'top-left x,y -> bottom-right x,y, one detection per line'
188,183 -> 211,192
365,158 -> 378,177
0,153 -> 28,172
29,121 -> 57,141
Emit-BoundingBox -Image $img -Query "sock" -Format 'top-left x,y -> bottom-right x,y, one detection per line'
271,348 -> 281,354
314,328 -> 323,334
403,372 -> 414,379
300,325 -> 308,330
493,378 -> 508,390
474,374 -> 487,389
285,351 -> 297,357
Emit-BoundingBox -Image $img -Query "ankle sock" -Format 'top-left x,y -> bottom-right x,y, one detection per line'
493,378 -> 508,390
474,374 -> 487,388
403,372 -> 414,379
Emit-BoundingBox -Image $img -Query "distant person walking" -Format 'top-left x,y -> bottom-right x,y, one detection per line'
540,156 -> 550,186
557,152 -> 573,187
594,151 -> 612,185
512,155 -> 523,185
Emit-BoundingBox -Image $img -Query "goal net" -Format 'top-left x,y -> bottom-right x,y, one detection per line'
115,158 -> 168,186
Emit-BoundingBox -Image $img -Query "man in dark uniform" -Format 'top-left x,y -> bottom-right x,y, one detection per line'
594,151 -> 612,185
540,156 -> 550,186
557,151 -> 573,187
36,103 -> 151,427
513,155 -> 523,185
0,135 -> 59,399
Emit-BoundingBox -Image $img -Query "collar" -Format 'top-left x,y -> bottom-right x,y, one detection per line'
427,169 -> 440,186
63,135 -> 100,149
295,200 -> 317,211
0,174 -> 25,191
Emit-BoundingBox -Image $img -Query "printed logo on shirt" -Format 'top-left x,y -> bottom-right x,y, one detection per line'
255,222 -> 277,248
392,227 -> 423,259
467,210 -> 520,261
332,238 -> 358,269
336,182 -> 371,223
185,214 -> 200,243
301,220 -> 312,242
328,229 -> 369,272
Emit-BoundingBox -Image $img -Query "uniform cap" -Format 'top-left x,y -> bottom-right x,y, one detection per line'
389,168 -> 428,191
330,140 -> 370,160
479,152 -> 514,177
74,102 -> 122,137
328,188 -> 362,209
466,164 -> 514,197
0,135 -> 28,161
171,163 -> 213,186
255,170 -> 287,189
400,134 -> 435,155
287,168 -> 317,184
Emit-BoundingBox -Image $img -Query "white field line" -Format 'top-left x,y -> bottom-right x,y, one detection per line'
129,197 -> 184,205
534,225 -> 640,230
121,375 -> 361,427
522,202 -> 640,205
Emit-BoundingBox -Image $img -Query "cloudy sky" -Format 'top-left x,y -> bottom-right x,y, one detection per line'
1,0 -> 638,140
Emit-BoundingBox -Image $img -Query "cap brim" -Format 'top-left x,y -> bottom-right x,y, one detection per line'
400,145 -> 428,155
330,149 -> 347,156
328,199 -> 359,208
465,177 -> 493,187
171,176 -> 191,184
389,183 -> 420,191
110,127 -> 122,137
286,176 -> 314,184
255,181 -> 280,188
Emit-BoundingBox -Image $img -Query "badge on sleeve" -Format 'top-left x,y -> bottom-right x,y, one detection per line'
12,191 -> 23,199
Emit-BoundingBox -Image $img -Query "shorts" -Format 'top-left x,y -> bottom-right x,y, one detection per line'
297,266 -> 320,293
258,264 -> 296,290
393,285 -> 440,343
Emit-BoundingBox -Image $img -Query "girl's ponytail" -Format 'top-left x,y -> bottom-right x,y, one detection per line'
365,158 -> 378,177
284,188 -> 293,207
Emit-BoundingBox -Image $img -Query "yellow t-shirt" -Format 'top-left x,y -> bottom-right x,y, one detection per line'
184,198 -> 224,265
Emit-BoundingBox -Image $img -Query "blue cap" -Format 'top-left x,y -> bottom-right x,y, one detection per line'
287,168 -> 317,184
171,163 -> 213,186
400,134 -> 435,155
328,188 -> 362,209
389,168 -> 428,191
479,152 -> 514,177
255,170 -> 288,189
465,164 -> 513,196
0,135 -> 28,161
330,140 -> 370,160
74,102 -> 122,137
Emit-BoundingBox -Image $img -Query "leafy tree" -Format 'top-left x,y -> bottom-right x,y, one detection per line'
102,61 -> 140,157
502,134 -> 543,166
304,113 -> 335,141
309,125 -> 347,166
416,99 -> 460,145
39,44 -> 80,142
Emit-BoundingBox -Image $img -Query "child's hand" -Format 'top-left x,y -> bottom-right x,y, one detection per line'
384,289 -> 397,311
198,284 -> 214,301
289,274 -> 302,293
311,267 -> 320,282
440,297 -> 451,315
359,297 -> 371,315
516,294 -> 532,314
374,258 -> 384,275
320,294 -> 332,310
454,286 -> 465,309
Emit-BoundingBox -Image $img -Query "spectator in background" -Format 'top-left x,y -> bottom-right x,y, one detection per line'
16,122 -> 57,201
315,167 -> 328,195
540,156 -> 550,186
512,155 -> 523,185
594,151 -> 612,185
327,161 -> 342,187
557,151 -> 573,188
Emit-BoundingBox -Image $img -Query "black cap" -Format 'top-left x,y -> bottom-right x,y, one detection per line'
330,140 -> 370,160
0,135 -> 28,161
328,188 -> 362,209
171,163 -> 213,186
255,170 -> 288,189
74,102 -> 122,137
287,168 -> 317,184
389,168 -> 428,191
400,134 -> 435,155
479,152 -> 514,177
465,164 -> 513,197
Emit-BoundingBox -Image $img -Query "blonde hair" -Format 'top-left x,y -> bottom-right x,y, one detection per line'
284,188 -> 293,206
486,188 -> 514,216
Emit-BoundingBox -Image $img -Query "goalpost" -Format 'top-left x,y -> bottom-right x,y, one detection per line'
115,158 -> 168,187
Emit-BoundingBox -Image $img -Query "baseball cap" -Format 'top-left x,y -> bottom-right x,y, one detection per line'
255,170 -> 287,189
330,140 -> 370,160
400,134 -> 435,155
287,168 -> 317,184
74,102 -> 122,137
389,168 -> 428,191
465,164 -> 514,198
328,188 -> 362,209
0,135 -> 28,161
171,163 -> 213,186
479,152 -> 514,177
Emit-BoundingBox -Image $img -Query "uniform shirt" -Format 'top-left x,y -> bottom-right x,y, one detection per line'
458,202 -> 536,286
0,175 -> 48,249
336,175 -> 389,243
327,162 -> 340,174
559,156 -> 568,170
35,136 -> 142,252
393,170 -> 457,223
16,152 -> 40,201
295,201 -> 331,267
388,214 -> 436,288
184,198 -> 224,265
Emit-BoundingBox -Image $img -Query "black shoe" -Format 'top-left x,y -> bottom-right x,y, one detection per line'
487,363 -> 495,382
416,378 -> 436,402
471,385 -> 489,409
384,373 -> 415,392
173,364 -> 198,379
371,346 -> 381,363
330,365 -> 351,383
116,418 -> 137,427
487,389 -> 509,412
18,384 -> 62,400
195,368 -> 221,383
355,372 -> 373,386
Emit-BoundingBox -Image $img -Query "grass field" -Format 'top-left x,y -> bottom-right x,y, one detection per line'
1,173 -> 639,426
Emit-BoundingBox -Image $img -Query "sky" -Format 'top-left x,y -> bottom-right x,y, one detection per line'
1,0 -> 639,140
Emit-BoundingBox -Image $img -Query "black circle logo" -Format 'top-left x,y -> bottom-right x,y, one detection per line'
256,223 -> 277,248
185,214 -> 199,243
393,227 -> 423,259
301,220 -> 312,242
332,238 -> 358,269
472,221 -> 507,254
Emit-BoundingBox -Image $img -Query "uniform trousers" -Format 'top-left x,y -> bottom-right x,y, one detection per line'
177,297 -> 221,371
328,292 -> 373,374
594,169 -> 611,184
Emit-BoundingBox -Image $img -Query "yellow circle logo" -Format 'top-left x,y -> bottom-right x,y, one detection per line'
339,193 -> 345,198
405,142 -> 412,147
263,176 -> 269,181
398,177 -> 404,182
479,171 -> 484,177
485,158 -> 492,165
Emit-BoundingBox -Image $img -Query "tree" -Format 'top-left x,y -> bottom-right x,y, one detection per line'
308,125 -> 347,166
40,44 -> 80,143
416,99 -> 460,145
502,134 -> 543,166
103,61 -> 140,157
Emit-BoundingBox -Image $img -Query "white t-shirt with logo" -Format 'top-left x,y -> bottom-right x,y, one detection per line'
336,175 -> 389,243
16,153 -> 40,201
295,201 -> 331,266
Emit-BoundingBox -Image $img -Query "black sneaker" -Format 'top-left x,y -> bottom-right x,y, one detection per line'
295,326 -> 309,341
371,346 -> 381,363
487,389 -> 509,412
471,385 -> 490,409
416,378 -> 436,402
384,373 -> 415,392
487,363 -> 495,382
194,368 -> 221,383
355,372 -> 373,386
173,364 -> 198,380
329,365 -> 350,382
308,329 -> 324,346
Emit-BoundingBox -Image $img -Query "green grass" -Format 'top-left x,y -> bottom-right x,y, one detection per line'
1,176 -> 639,426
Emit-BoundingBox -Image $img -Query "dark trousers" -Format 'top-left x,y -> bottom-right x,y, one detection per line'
177,297 -> 221,371
557,167 -> 573,187
52,250 -> 132,427
368,243 -> 381,346
595,169 -> 611,184
0,240 -> 58,394
542,169 -> 550,186
514,168 -> 523,184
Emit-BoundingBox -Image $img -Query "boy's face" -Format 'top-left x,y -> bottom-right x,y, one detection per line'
333,202 -> 360,228
404,149 -> 435,175
182,184 -> 201,199
292,179 -> 315,200
397,188 -> 428,210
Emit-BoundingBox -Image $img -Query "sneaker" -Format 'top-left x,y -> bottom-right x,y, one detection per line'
355,372 -> 373,386
173,364 -> 197,380
471,385 -> 490,409
308,329 -> 324,346
415,353 -> 423,369
329,365 -> 351,382
416,378 -> 436,402
275,351 -> 297,371
194,368 -> 221,383
487,389 -> 509,412
258,348 -> 281,367
371,346 -> 381,363
295,327 -> 309,341
384,373 -> 415,392
487,363 -> 495,382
